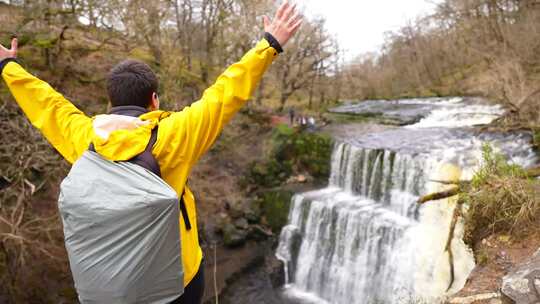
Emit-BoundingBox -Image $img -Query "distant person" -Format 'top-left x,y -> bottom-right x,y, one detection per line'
301,116 -> 307,126
289,107 -> 295,125
307,116 -> 316,131
0,2 -> 302,303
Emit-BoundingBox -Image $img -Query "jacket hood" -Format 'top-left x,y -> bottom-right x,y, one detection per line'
91,106 -> 170,161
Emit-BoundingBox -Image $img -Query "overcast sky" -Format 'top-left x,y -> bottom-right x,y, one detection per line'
299,0 -> 441,60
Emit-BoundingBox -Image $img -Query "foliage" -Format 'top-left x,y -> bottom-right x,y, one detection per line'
259,190 -> 294,233
462,144 -> 539,244
533,128 -> 540,150
470,144 -> 527,188
0,97 -> 73,302
247,124 -> 333,188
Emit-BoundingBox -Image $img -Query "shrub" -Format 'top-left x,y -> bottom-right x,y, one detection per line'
463,144 -> 539,244
246,124 -> 333,188
259,190 -> 294,233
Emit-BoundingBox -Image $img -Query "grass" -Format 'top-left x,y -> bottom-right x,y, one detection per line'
533,128 -> 540,150
462,144 -> 540,245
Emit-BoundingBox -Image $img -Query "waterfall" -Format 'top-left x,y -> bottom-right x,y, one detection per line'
276,144 -> 442,304
276,99 -> 538,304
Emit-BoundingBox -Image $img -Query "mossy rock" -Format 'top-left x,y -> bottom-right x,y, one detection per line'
223,223 -> 247,248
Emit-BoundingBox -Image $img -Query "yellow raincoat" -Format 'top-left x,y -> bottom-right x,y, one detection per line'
1,38 -> 279,286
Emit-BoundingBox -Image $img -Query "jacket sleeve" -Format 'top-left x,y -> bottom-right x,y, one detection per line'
154,38 -> 279,168
1,61 -> 94,164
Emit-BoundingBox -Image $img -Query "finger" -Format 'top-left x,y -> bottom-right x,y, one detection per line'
276,0 -> 289,19
287,12 -> 301,27
11,38 -> 17,52
263,15 -> 271,29
283,3 -> 297,20
289,18 -> 303,33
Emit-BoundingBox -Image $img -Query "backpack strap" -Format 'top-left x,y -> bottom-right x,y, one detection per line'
179,187 -> 192,231
127,127 -> 161,177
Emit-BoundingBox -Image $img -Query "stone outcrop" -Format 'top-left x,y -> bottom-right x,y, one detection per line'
501,248 -> 540,304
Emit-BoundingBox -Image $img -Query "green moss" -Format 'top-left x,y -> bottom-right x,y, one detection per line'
33,37 -> 57,49
129,48 -> 156,65
533,128 -> 540,150
476,248 -> 489,266
260,190 -> 294,233
246,124 -> 333,188
326,113 -> 374,124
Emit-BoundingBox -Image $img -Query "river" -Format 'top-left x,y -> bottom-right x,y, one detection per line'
225,97 -> 538,304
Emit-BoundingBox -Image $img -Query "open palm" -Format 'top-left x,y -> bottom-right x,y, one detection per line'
0,37 -> 17,61
264,1 -> 303,47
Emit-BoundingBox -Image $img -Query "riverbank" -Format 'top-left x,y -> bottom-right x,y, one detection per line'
449,232 -> 540,304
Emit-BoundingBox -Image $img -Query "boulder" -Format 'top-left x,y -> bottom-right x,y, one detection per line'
245,208 -> 261,224
501,248 -> 540,304
265,254 -> 285,288
228,201 -> 245,219
247,224 -> 274,241
244,202 -> 262,224
233,218 -> 249,230
214,212 -> 231,234
223,223 -> 247,248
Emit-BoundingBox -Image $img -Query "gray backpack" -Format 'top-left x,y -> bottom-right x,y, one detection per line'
58,128 -> 184,304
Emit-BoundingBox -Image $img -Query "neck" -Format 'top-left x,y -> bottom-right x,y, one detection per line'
109,105 -> 149,117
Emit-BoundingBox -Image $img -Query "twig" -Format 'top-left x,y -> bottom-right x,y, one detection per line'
417,186 -> 460,204
445,202 -> 462,292
213,243 -> 219,304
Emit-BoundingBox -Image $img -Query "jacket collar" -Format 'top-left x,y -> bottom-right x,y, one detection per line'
109,105 -> 149,118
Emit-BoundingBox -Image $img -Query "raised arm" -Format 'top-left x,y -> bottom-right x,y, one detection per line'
154,1 -> 303,167
1,37 -> 93,164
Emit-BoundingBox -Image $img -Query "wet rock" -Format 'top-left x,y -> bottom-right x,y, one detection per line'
223,223 -> 247,248
286,174 -> 309,184
328,99 -> 431,125
265,255 -> 285,288
501,248 -> 540,304
247,224 -> 273,241
214,212 -> 231,234
228,201 -> 245,219
244,208 -> 261,224
234,218 -> 249,230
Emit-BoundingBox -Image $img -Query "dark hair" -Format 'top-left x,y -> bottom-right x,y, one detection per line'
106,60 -> 158,108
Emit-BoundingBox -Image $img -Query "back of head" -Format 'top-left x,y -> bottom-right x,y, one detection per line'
107,60 -> 158,108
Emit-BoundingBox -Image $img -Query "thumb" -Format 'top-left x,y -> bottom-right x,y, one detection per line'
11,37 -> 18,53
263,15 -> 271,30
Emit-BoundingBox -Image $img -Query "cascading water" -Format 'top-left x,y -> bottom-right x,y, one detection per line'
276,97 -> 538,304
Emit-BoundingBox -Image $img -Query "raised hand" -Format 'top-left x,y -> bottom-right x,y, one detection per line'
0,37 -> 18,62
263,1 -> 303,47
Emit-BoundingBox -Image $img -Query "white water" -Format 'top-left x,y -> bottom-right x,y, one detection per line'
409,98 -> 505,128
276,98 -> 537,304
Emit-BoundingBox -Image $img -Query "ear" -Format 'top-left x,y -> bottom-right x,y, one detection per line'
150,92 -> 160,111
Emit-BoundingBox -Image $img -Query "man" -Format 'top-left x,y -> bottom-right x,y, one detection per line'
0,2 -> 302,303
